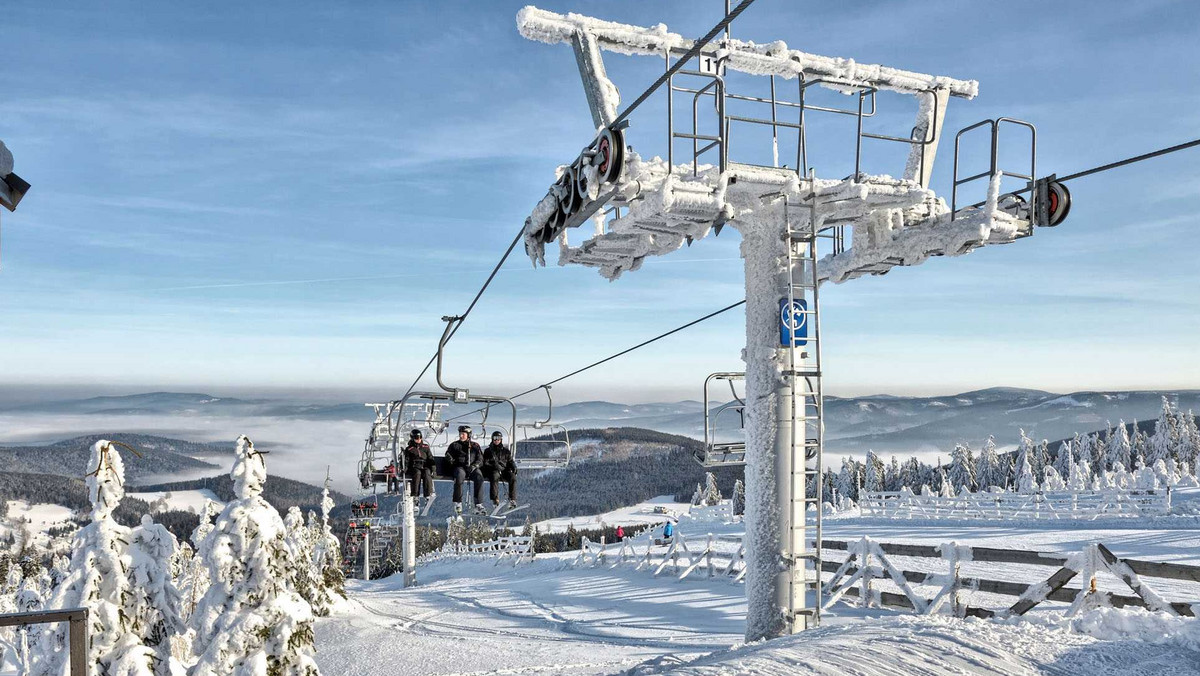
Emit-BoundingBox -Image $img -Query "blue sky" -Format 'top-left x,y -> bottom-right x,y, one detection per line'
0,0 -> 1198,403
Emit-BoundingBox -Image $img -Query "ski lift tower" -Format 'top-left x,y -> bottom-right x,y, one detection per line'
517,3 -> 1067,641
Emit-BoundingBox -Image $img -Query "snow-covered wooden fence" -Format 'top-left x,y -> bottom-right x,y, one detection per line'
861,488 -> 1171,521
427,536 -> 535,566
571,528 -> 1200,619
574,532 -> 746,583
821,537 -> 1200,618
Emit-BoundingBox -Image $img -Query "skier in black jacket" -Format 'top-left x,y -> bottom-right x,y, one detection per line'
446,425 -> 485,514
403,429 -> 435,502
483,431 -> 518,509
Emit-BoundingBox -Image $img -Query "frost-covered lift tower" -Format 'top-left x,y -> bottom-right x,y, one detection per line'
517,2 -> 1069,641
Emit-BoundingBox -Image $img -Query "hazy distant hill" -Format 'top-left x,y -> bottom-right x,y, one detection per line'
5,388 -> 1199,460
0,433 -> 226,481
132,474 -> 352,517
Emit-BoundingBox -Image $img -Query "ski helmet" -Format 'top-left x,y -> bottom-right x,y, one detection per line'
458,425 -> 471,436
409,429 -> 422,440
492,431 -> 503,440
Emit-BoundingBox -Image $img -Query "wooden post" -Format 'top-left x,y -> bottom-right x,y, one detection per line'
68,611 -> 87,676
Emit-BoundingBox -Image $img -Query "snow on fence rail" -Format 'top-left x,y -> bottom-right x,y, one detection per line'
861,488 -> 1172,521
571,529 -> 1200,619
424,536 -> 535,567
574,532 -> 747,583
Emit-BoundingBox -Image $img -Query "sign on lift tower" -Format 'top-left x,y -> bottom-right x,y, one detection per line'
517,2 -> 1067,641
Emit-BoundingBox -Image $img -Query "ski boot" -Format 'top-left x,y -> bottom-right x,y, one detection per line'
508,499 -> 518,510
473,503 -> 488,516
453,502 -> 463,516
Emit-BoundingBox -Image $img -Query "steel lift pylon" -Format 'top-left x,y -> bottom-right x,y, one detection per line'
516,2 -> 1068,641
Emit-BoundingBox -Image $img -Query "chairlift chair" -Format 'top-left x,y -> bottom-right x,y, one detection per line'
695,372 -> 747,467
514,385 -> 573,470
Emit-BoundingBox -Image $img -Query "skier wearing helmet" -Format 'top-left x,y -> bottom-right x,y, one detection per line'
482,430 -> 519,510
446,425 -> 485,514
403,429 -> 435,505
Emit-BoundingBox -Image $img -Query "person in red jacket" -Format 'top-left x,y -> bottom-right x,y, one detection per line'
616,525 -> 625,541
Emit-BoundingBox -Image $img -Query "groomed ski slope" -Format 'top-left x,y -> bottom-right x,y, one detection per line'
315,497 -> 1200,675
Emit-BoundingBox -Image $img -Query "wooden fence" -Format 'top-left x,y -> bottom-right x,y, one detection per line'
0,608 -> 87,676
573,528 -> 1200,619
861,488 -> 1172,521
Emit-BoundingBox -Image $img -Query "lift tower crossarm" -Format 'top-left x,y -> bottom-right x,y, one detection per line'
518,7 -> 978,99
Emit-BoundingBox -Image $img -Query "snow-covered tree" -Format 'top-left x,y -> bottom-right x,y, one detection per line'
34,441 -> 136,675
863,451 -> 885,493
701,472 -> 723,506
1105,421 -> 1133,473
937,468 -> 954,497
1148,396 -> 1176,467
1178,410 -> 1199,477
1041,465 -> 1066,491
284,507 -> 318,610
1016,452 -> 1036,494
189,436 -> 319,676
975,436 -> 1004,490
308,482 -> 345,617
1074,433 -> 1094,477
731,479 -> 746,517
113,514 -> 188,675
835,458 -> 860,501
1034,439 -> 1051,483
946,444 -> 976,493
1053,439 -> 1073,482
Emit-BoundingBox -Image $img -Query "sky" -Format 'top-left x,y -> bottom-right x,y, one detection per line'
0,0 -> 1198,404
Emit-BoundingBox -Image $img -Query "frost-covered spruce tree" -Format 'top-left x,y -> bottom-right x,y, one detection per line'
701,472 -> 723,506
1148,397 -> 1176,467
1105,421 -> 1133,473
731,479 -> 746,516
976,436 -> 1003,490
1016,452 -> 1036,494
190,436 -> 318,676
283,507 -> 317,609
307,483 -> 344,617
110,514 -> 188,676
34,440 -> 135,676
1177,410 -> 1199,476
863,451 -> 884,493
180,501 -> 219,622
835,458 -> 859,501
946,444 -> 975,493
1041,465 -> 1067,491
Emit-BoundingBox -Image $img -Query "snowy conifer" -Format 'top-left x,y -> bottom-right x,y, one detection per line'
1053,439 -> 1073,485
308,482 -> 344,616
946,444 -> 975,493
1178,410 -> 1199,477
34,441 -> 136,675
701,472 -> 723,506
863,451 -> 884,493
284,507 -> 317,609
1016,452 -> 1036,494
1041,466 -> 1066,491
1105,421 -> 1133,473
112,514 -> 188,675
189,436 -> 318,676
937,468 -> 954,497
731,479 -> 746,517
976,436 -> 1003,490
1148,397 -> 1176,467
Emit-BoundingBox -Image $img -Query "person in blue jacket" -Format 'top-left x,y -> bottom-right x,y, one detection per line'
663,521 -> 675,539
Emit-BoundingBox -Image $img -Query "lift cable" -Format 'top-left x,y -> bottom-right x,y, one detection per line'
399,224 -> 526,401
973,136 -> 1200,209
1054,137 -> 1200,184
610,0 -> 758,128
443,299 -> 748,424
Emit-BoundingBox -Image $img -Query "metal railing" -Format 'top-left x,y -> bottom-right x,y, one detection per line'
0,608 -> 87,676
951,117 -> 1036,219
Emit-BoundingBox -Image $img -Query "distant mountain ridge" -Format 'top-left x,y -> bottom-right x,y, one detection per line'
4,388 -> 1199,459
0,433 -> 227,481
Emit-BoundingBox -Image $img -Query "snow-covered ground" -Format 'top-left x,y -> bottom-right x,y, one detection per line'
315,496 -> 1200,675
2,500 -> 76,548
535,495 -> 691,533
127,489 -> 225,514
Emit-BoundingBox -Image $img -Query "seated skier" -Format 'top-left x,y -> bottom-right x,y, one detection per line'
482,430 -> 519,511
403,429 -> 435,506
446,425 -> 485,515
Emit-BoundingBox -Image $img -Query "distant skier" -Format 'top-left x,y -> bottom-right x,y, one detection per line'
482,430 -> 519,510
404,429 -> 435,504
662,521 -> 674,540
446,425 -> 485,514
616,525 -> 625,541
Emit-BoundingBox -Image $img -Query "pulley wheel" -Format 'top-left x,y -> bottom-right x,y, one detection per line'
1046,180 -> 1071,226
597,127 -> 624,185
561,165 -> 582,214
